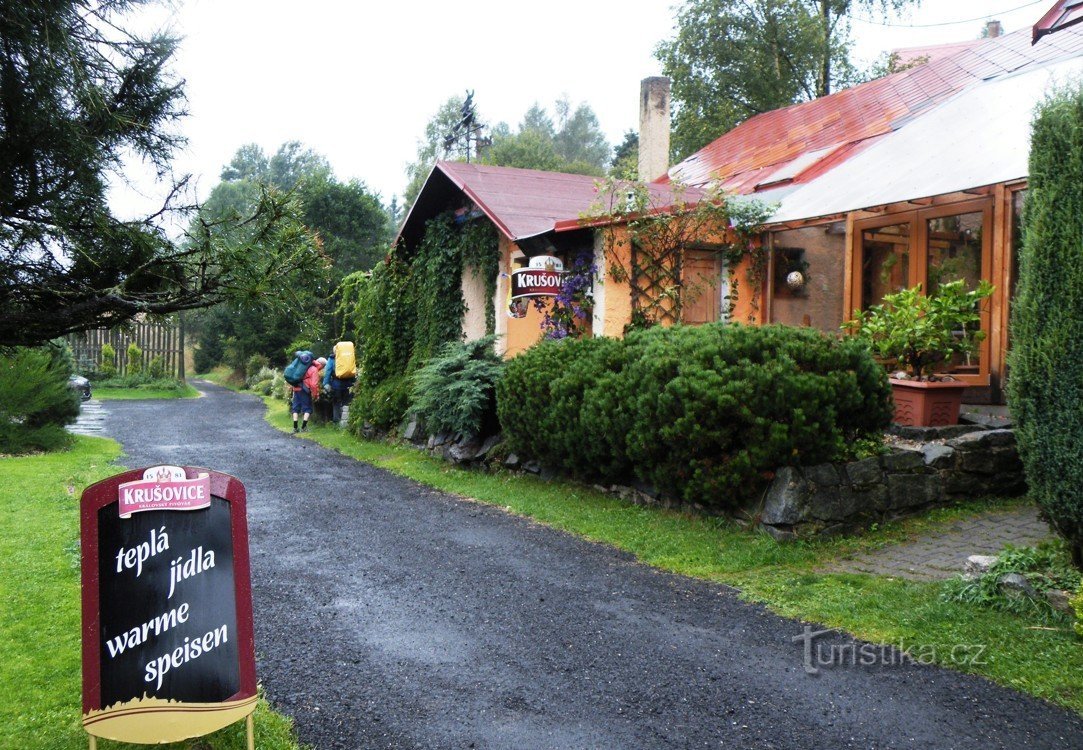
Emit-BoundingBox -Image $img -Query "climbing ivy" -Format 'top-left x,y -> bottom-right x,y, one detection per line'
583,178 -> 774,328
332,210 -> 500,428
460,219 -> 500,335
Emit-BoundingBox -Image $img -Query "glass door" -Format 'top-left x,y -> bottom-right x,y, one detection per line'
851,198 -> 993,381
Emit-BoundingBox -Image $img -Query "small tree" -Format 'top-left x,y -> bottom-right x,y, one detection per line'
127,343 -> 144,377
1008,86 -> 1083,567
99,343 -> 117,379
0,343 -> 79,453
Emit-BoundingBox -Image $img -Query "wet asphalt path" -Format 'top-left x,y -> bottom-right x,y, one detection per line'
99,382 -> 1083,749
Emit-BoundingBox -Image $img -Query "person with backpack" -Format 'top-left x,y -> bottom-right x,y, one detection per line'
289,354 -> 325,433
323,341 -> 356,424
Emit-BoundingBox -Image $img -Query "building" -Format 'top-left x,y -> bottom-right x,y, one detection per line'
397,13 -> 1083,402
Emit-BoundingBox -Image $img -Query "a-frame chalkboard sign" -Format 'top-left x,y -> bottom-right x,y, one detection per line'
80,466 -> 257,746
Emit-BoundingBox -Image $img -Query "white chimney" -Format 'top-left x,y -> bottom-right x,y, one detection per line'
638,77 -> 670,182
986,20 -> 1003,38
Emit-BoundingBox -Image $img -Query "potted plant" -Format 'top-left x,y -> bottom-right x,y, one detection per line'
846,280 -> 994,427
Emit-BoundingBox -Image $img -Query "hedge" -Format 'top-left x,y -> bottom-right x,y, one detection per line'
1007,86 -> 1083,567
497,323 -> 892,508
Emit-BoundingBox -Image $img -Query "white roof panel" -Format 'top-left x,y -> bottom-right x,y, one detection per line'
769,56 -> 1083,224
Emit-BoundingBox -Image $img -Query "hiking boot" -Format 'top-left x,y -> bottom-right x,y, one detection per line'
293,426 -> 299,433
301,424 -> 308,432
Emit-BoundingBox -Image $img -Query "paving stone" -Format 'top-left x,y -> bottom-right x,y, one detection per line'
824,506 -> 1053,581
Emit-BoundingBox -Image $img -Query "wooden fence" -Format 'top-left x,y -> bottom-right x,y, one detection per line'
67,317 -> 185,380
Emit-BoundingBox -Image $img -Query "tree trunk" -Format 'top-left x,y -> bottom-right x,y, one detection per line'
819,0 -> 832,97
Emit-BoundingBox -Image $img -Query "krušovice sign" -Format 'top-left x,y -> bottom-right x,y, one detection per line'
510,255 -> 565,299
80,466 -> 257,745
508,255 -> 566,318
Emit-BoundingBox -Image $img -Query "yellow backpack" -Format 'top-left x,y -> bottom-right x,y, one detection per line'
334,341 -> 356,379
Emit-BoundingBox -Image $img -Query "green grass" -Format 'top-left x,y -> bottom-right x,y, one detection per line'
95,383 -> 200,400
196,366 -> 245,391
0,437 -> 304,749
262,396 -> 1083,714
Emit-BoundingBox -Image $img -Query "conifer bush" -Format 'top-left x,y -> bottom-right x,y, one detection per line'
410,336 -> 504,439
498,324 -> 892,508
1008,86 -> 1083,567
0,343 -> 79,453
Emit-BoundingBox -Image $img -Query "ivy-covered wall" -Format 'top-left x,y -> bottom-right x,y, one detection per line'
335,211 -> 500,428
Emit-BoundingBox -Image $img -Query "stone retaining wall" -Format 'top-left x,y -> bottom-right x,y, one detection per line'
758,428 -> 1026,540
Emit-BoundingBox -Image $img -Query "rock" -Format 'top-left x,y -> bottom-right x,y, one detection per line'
632,480 -> 660,499
881,449 -> 925,473
845,457 -> 883,487
886,473 -> 941,510
402,418 -> 420,442
807,486 -> 850,522
804,463 -> 840,487
760,467 -> 810,526
946,428 -> 1016,451
539,465 -> 559,481
475,433 -> 502,460
448,438 -> 481,463
997,573 -> 1037,599
959,411 -> 1014,430
504,452 -> 520,469
889,423 -> 987,441
522,460 -> 541,474
1044,589 -> 1073,614
922,444 -> 956,469
430,432 -> 452,448
964,555 -> 998,576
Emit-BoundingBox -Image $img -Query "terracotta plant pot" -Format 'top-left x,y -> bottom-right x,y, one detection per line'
889,377 -> 968,427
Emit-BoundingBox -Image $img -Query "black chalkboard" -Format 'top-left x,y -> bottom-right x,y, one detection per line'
96,497 -> 239,706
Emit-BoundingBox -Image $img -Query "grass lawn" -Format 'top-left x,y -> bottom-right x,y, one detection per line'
261,396 -> 1083,714
0,437 -> 303,749
196,366 -> 245,391
95,383 -> 201,400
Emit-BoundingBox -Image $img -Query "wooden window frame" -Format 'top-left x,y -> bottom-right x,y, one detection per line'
850,197 -> 994,386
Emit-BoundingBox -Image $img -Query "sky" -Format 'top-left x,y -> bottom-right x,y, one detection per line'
111,0 -> 1058,222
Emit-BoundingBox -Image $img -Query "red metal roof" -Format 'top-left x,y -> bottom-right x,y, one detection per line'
434,161 -> 604,241
397,161 -> 706,247
665,24 -> 1083,193
891,39 -> 985,68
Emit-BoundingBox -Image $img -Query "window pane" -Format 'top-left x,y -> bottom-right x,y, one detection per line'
927,210 -> 984,371
861,223 -> 910,309
926,211 -> 983,295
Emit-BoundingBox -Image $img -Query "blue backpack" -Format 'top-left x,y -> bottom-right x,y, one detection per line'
283,350 -> 313,386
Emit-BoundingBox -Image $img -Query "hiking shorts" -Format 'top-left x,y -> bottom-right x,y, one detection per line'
291,388 -> 313,414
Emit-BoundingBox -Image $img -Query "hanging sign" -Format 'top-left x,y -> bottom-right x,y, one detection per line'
510,255 -> 565,300
80,466 -> 257,744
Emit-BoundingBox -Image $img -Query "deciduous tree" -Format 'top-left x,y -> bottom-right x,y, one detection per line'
656,0 -> 919,158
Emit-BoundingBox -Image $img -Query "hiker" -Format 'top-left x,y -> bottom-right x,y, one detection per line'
291,356 -> 325,433
323,341 -> 356,424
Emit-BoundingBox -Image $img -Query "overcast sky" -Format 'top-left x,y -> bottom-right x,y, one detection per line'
111,0 -> 1056,220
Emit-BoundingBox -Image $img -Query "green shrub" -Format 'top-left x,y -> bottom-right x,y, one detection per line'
410,336 -> 503,439
498,336 -> 629,479
99,343 -> 117,378
126,342 -> 143,376
1071,584 -> 1083,638
498,324 -> 892,507
349,375 -> 411,433
246,365 -> 277,390
1008,85 -> 1083,567
245,354 -> 270,380
193,335 -> 222,375
942,542 -> 1081,623
147,355 -> 166,379
0,344 -> 79,453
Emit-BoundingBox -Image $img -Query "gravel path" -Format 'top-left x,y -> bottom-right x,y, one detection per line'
98,382 -> 1083,750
